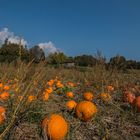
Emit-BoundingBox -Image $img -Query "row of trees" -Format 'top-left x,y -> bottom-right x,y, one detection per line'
0,39 -> 45,63
0,40 -> 140,69
47,53 -> 140,70
109,55 -> 140,70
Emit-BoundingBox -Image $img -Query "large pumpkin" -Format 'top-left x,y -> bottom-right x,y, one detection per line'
42,114 -> 68,140
75,101 -> 97,121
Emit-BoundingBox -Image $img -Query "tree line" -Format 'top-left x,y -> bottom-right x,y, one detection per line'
0,40 -> 140,70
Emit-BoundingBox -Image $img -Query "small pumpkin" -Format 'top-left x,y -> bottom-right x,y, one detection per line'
66,92 -> 74,98
67,82 -> 75,87
107,85 -> 114,92
3,85 -> 10,91
83,92 -> 93,101
47,79 -> 54,87
41,114 -> 68,140
0,92 -> 10,101
75,101 -> 97,121
56,80 -> 64,88
43,93 -> 49,101
45,87 -> 53,94
28,95 -> 36,103
56,82 -> 64,88
100,93 -> 111,102
123,91 -> 136,105
66,100 -> 77,110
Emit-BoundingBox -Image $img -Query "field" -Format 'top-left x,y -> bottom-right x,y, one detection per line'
0,62 -> 140,140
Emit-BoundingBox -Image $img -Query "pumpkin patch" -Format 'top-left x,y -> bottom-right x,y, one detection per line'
0,64 -> 139,140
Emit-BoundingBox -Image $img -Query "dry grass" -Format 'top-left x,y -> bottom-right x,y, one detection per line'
0,62 -> 139,140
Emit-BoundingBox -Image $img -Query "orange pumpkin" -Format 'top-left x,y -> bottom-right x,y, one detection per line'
123,91 -> 136,104
66,92 -> 74,98
43,93 -> 49,101
100,93 -> 111,102
56,82 -> 64,88
107,85 -> 114,92
67,82 -> 75,87
47,79 -> 54,87
0,83 -> 3,88
66,100 -> 77,110
42,114 -> 68,140
0,92 -> 10,101
83,92 -> 93,101
3,85 -> 10,91
45,87 -> 53,94
56,79 -> 61,83
28,95 -> 36,103
56,80 -> 64,88
75,101 -> 97,121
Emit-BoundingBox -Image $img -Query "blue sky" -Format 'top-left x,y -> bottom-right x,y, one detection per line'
0,0 -> 140,60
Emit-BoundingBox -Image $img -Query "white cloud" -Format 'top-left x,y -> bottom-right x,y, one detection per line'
0,28 -> 60,56
0,28 -> 13,44
0,27 -> 27,46
38,41 -> 58,56
8,37 -> 27,46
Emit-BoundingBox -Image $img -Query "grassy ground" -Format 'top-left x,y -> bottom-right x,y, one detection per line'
0,62 -> 140,140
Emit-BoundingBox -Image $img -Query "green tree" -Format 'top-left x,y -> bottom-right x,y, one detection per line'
109,55 -> 126,70
29,45 -> 45,63
47,52 -> 68,65
74,55 -> 97,66
0,41 -> 29,63
126,60 -> 140,69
